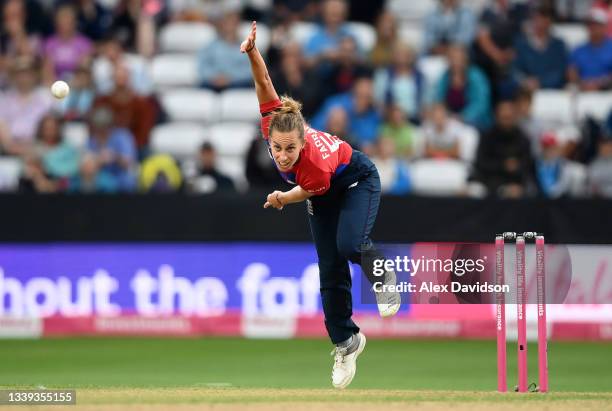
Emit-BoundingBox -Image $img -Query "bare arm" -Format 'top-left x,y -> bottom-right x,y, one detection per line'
241,21 -> 279,105
263,186 -> 314,210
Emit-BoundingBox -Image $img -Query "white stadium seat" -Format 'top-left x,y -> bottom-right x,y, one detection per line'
208,122 -> 257,157
532,90 -> 574,124
346,22 -> 376,53
62,122 -> 89,151
552,24 -> 588,51
239,21 -> 271,54
150,122 -> 208,159
216,155 -> 248,191
576,92 -> 612,121
386,0 -> 435,22
457,125 -> 479,164
398,23 -> 425,51
0,157 -> 22,191
417,55 -> 447,99
150,54 -> 198,89
160,89 -> 220,123
289,22 -> 318,46
409,159 -> 468,196
220,89 -> 260,122
159,22 -> 217,53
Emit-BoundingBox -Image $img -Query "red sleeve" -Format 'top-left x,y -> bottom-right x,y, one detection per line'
260,99 -> 282,140
299,173 -> 331,196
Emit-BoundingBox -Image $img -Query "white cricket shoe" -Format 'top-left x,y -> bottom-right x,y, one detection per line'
375,269 -> 401,317
331,332 -> 367,389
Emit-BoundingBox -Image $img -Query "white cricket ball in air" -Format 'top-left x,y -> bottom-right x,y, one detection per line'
51,80 -> 70,99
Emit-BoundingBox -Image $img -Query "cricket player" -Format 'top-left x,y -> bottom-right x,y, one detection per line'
241,21 -> 400,389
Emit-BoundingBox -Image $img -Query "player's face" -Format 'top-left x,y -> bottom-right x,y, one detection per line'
270,129 -> 304,171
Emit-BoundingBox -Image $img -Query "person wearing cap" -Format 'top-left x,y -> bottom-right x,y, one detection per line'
514,6 -> 568,90
593,0 -> 612,37
0,56 -> 52,156
588,128 -> 612,197
535,132 -> 586,198
86,105 -> 137,191
568,8 -> 612,91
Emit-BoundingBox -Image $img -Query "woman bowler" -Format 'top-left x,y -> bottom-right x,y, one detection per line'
241,21 -> 400,389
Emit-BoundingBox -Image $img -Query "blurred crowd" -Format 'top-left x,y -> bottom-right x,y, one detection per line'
0,0 -> 611,198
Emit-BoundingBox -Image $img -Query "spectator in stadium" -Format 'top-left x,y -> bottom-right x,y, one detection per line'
86,105 -> 137,191
71,0 -> 113,41
311,77 -> 382,151
245,136 -> 284,189
272,0 -> 319,24
0,0 -> 42,59
535,132 -> 586,198
568,8 -> 612,91
92,35 -> 153,96
59,62 -> 95,121
378,104 -> 414,158
370,136 -> 411,195
472,0 -> 529,100
197,10 -> 253,91
435,45 -> 491,130
514,6 -> 568,90
8,0 -> 52,37
34,114 -> 79,181
189,142 -> 236,193
110,0 -> 158,57
94,63 -> 158,151
304,0 -> 355,69
423,0 -> 477,56
472,100 -> 535,198
43,5 -> 93,81
270,42 -> 325,118
68,152 -> 118,193
139,154 -> 183,193
0,57 -> 53,156
369,11 -> 398,67
325,106 -> 356,147
18,155 -> 57,193
593,0 -> 612,36
422,103 -> 465,160
373,41 -> 424,123
588,132 -> 612,197
324,36 -> 371,96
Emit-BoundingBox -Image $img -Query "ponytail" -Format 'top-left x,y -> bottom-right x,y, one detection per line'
268,96 -> 305,140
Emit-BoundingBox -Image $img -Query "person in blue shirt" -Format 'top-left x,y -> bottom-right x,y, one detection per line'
304,0 -> 356,71
423,0 -> 477,55
569,8 -> 612,91
86,105 -> 137,191
514,6 -> 568,90
311,77 -> 382,151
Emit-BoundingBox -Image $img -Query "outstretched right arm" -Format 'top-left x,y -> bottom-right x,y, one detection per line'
241,21 -> 279,106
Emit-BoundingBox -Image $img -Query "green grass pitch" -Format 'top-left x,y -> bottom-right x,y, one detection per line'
0,337 -> 610,392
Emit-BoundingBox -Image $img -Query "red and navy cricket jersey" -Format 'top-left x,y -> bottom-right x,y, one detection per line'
260,99 -> 353,195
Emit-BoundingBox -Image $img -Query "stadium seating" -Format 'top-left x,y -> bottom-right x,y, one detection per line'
409,159 -> 469,196
159,22 -> 217,53
62,122 -> 89,151
150,54 -> 199,89
0,157 -> 22,191
160,89 -> 220,123
207,122 -> 257,157
220,89 -> 260,122
386,0 -> 435,22
576,92 -> 612,121
346,22 -> 376,52
532,90 -> 574,124
289,22 -> 318,45
552,24 -> 588,51
150,122 -> 208,159
398,23 -> 425,51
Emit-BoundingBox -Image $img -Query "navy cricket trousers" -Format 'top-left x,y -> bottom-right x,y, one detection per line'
307,150 -> 381,344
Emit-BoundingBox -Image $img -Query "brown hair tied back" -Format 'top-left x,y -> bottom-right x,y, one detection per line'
268,96 -> 305,141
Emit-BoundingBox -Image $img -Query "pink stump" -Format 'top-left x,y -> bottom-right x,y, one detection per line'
536,236 -> 548,392
516,236 -> 528,392
495,236 -> 507,392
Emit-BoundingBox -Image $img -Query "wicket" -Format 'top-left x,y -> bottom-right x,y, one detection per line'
495,232 -> 548,393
